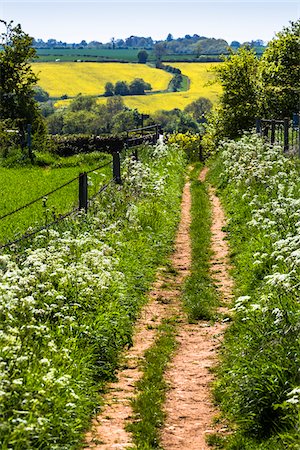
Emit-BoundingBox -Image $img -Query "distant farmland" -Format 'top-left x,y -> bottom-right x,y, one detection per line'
119,62 -> 222,113
32,62 -> 173,98
35,48 -> 150,62
33,61 -> 221,113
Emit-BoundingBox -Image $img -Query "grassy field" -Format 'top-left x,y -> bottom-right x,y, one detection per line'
32,62 -> 173,98
51,62 -> 221,113
35,48 -> 148,62
0,153 -> 112,245
34,48 -> 223,63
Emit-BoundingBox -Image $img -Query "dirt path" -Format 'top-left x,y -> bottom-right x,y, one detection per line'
84,181 -> 192,449
160,167 -> 233,450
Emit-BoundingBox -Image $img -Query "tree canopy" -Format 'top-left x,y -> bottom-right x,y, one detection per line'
259,19 -> 300,118
0,20 -> 45,138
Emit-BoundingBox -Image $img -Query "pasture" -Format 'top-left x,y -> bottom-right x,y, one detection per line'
0,153 -> 112,245
32,62 -> 173,98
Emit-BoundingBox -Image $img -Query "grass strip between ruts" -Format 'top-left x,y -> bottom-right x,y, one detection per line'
183,163 -> 219,322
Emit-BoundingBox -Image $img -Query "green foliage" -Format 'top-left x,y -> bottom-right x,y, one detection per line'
69,94 -> 97,112
128,319 -> 178,449
46,96 -> 139,135
104,78 -> 152,96
206,20 -> 300,147
104,81 -> 114,97
208,133 -> 300,448
154,41 -> 167,64
0,20 -> 45,140
33,86 -> 50,103
137,49 -> 148,64
184,97 -> 212,122
214,47 -> 259,139
183,164 -> 218,320
114,80 -> 130,96
152,109 -> 199,134
259,19 -> 300,118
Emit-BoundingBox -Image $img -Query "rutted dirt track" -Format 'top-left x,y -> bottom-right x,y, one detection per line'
84,181 -> 192,449
160,168 -> 233,450
85,168 -> 233,449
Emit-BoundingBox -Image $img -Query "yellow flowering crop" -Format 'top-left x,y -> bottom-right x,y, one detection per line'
52,62 -> 222,113
32,62 -> 173,97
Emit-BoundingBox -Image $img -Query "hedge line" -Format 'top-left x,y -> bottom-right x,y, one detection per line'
48,134 -> 125,156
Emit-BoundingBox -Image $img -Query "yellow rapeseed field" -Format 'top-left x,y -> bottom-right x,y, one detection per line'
50,62 -> 222,113
32,62 -> 173,97
100,62 -> 222,113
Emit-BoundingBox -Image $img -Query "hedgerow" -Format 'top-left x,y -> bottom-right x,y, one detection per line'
209,133 -> 300,449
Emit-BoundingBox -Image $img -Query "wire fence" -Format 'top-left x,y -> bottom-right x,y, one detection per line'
0,160 -> 114,250
0,125 -> 160,250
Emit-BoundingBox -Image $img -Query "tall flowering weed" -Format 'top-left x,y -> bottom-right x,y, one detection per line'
0,141 -> 186,449
212,133 -> 300,447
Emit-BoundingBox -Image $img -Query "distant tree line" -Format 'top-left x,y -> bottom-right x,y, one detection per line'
33,34 -> 267,57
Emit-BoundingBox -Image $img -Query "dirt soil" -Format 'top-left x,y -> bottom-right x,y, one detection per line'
84,180 -> 192,449
85,167 -> 233,449
160,167 -> 233,450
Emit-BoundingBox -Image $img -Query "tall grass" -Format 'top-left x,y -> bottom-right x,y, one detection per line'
209,133 -> 300,449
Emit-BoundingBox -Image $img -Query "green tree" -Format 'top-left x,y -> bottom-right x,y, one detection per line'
104,82 -> 114,97
106,96 -> 125,115
112,110 -> 137,133
214,46 -> 259,138
152,109 -> 199,133
259,19 -> 300,118
184,97 -> 213,122
69,94 -> 97,112
0,20 -> 45,140
137,50 -> 148,64
154,42 -> 167,67
170,74 -> 183,92
129,78 -> 152,95
33,86 -> 49,102
46,112 -> 65,135
114,81 -> 130,96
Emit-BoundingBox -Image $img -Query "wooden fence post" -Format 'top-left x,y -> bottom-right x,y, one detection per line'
284,118 -> 289,153
79,172 -> 88,213
256,118 -> 261,134
113,152 -> 122,184
270,120 -> 276,144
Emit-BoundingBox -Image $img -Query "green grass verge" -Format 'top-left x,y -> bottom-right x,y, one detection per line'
183,163 -> 219,321
127,318 -> 178,449
0,152 -> 112,244
207,134 -> 300,449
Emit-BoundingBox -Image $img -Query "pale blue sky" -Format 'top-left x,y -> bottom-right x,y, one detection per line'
0,1 -> 299,44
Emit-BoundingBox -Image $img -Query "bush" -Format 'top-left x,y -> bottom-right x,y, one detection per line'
168,132 -> 203,161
